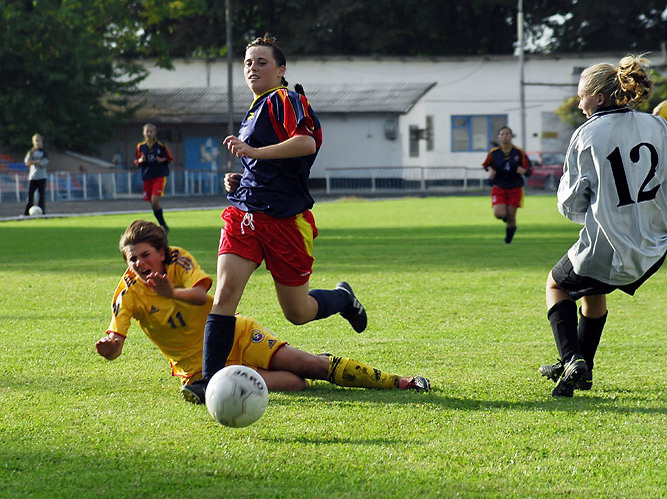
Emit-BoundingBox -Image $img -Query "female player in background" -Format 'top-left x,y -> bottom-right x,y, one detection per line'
540,55 -> 667,397
187,35 -> 367,402
482,126 -> 531,244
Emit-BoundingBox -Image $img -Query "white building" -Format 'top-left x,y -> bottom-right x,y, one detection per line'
100,51 -> 664,183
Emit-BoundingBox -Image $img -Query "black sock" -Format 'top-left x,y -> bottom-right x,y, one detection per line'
309,288 -> 350,320
153,208 -> 167,229
548,300 -> 579,363
505,226 -> 517,243
578,309 -> 607,371
202,314 -> 236,381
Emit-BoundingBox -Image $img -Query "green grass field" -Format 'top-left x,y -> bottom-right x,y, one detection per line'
1,195 -> 665,498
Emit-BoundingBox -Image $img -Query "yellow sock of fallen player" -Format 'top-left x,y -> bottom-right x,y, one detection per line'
327,355 -> 400,389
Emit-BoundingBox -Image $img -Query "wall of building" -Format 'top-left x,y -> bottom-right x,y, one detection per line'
126,52 -> 651,175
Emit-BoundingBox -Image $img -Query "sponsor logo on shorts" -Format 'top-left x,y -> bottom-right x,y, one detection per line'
267,339 -> 276,349
251,329 -> 265,343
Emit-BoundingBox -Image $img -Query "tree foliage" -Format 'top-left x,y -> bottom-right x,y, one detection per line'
1,0 -> 665,154
523,0 -> 667,53
156,0 -> 666,58
0,0 -> 203,153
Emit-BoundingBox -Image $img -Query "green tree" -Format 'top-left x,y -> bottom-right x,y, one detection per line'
523,0 -> 666,53
156,0 -> 666,58
0,0 -> 205,154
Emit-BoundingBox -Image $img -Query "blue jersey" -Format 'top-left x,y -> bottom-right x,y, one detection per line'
228,87 -> 322,218
483,145 -> 530,189
135,140 -> 173,180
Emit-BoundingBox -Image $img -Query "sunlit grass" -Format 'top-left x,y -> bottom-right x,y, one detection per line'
1,195 -> 664,497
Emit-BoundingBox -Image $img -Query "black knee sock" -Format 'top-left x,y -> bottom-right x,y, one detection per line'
505,226 -> 517,243
578,309 -> 607,371
309,288 -> 350,320
153,208 -> 168,229
548,299 -> 579,363
202,314 -> 236,381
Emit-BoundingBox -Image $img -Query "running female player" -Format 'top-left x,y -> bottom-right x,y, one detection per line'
540,55 -> 667,397
187,35 -> 367,401
482,126 -> 531,243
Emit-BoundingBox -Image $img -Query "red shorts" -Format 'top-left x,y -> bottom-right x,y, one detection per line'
218,206 -> 318,286
143,177 -> 167,201
491,186 -> 523,208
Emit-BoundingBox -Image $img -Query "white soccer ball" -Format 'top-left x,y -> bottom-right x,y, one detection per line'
28,206 -> 43,217
206,365 -> 268,428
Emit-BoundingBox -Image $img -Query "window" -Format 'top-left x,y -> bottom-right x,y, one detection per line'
409,125 -> 420,157
451,115 -> 508,152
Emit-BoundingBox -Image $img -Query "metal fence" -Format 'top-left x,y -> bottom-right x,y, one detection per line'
0,170 -> 223,203
1,166 -> 490,203
324,166 -> 488,194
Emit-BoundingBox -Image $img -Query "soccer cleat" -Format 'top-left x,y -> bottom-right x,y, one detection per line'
539,360 -> 564,382
404,376 -> 431,392
180,379 -> 207,404
336,281 -> 367,333
552,355 -> 588,398
540,360 -> 593,390
575,370 -> 593,391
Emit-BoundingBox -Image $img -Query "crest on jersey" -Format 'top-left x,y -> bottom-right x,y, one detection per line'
251,329 -> 265,343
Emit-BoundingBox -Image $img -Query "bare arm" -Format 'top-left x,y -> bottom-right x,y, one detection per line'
223,134 -> 316,160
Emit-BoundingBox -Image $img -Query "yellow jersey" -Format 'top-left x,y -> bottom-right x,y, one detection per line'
107,247 -> 213,379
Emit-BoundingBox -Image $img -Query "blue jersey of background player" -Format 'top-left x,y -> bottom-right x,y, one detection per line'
134,126 -> 172,181
227,82 -> 322,218
483,141 -> 529,189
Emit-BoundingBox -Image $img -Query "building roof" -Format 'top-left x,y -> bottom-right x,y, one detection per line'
129,82 -> 436,124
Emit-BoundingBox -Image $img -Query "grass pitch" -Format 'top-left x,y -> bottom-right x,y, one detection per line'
1,195 -> 665,498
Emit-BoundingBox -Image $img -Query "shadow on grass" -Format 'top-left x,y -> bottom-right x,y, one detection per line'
1,222 -> 576,273
269,383 -> 667,416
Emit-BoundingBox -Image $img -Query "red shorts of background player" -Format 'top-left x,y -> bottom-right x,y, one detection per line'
143,177 -> 167,201
491,186 -> 524,208
218,206 -> 318,287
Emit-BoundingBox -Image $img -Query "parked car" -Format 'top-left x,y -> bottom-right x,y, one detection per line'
526,151 -> 565,191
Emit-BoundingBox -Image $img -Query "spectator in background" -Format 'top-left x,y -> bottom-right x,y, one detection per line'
135,123 -> 173,234
23,133 -> 49,216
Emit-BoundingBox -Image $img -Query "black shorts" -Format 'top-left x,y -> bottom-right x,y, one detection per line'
551,252 -> 666,300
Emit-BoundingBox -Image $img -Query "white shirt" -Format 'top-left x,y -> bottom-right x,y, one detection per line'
558,106 -> 667,285
24,149 -> 49,181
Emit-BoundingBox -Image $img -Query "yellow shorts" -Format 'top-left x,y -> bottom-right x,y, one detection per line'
226,316 -> 288,371
179,315 -> 287,385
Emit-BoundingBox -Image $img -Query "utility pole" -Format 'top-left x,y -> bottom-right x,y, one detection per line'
225,0 -> 234,172
517,0 -> 526,149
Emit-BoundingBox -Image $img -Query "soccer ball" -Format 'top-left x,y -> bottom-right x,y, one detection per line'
205,365 -> 268,428
28,206 -> 43,217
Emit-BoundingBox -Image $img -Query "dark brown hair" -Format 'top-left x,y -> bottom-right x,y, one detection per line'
119,220 -> 169,263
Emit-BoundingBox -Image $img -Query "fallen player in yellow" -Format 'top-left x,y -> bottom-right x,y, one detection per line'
95,220 -> 430,403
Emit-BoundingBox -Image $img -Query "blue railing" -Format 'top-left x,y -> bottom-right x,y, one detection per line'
0,170 -> 224,203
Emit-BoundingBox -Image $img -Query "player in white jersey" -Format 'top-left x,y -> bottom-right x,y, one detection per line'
540,55 -> 667,397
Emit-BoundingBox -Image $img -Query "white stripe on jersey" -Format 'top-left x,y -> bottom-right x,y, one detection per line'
558,106 -> 667,285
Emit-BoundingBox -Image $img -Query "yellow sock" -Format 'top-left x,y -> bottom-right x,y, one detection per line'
327,355 -> 400,389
